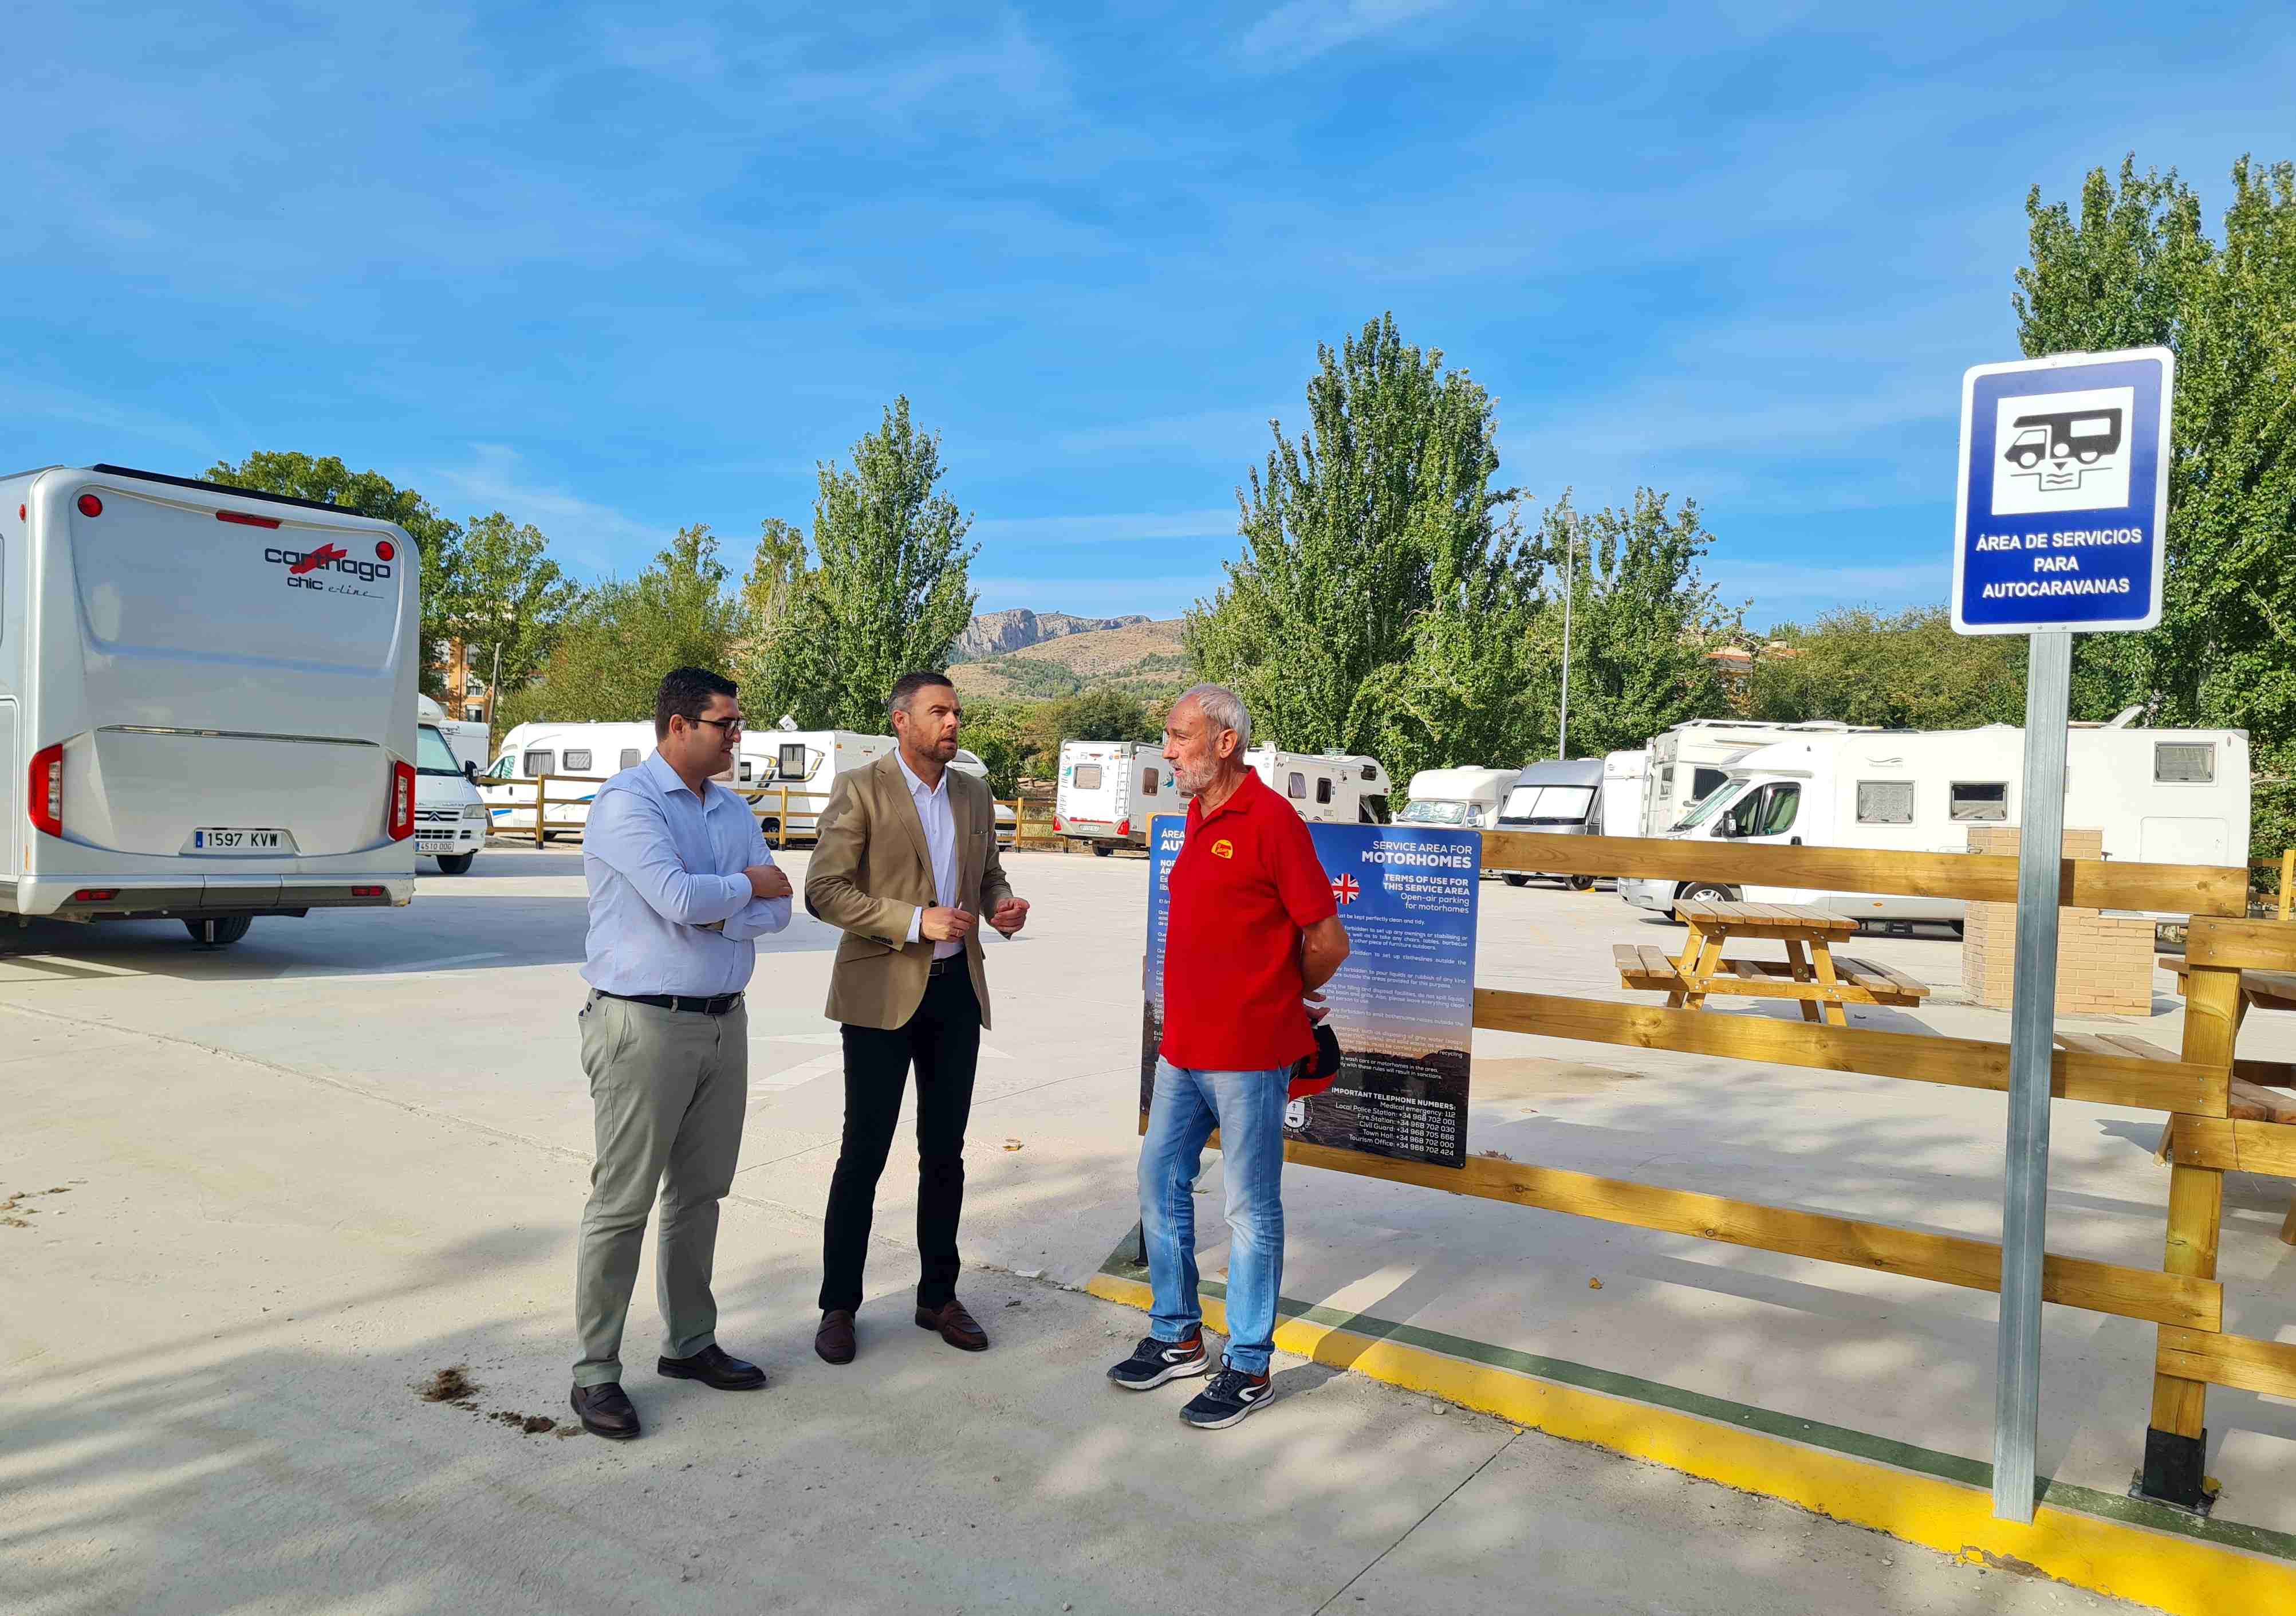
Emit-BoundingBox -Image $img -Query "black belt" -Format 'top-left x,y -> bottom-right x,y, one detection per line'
929,956 -> 966,977
598,990 -> 745,1015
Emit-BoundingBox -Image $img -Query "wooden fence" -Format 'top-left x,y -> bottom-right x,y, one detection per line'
491,776 -> 1062,853
1160,830 -> 2294,1510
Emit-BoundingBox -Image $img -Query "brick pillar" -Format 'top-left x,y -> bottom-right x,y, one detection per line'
1962,827 -> 2153,1016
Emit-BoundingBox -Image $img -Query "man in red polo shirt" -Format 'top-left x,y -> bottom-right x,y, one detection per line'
1106,684 -> 1350,1428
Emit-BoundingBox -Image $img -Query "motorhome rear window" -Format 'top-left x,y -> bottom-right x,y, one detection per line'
564,749 -> 593,772
1950,782 -> 2008,821
1140,769 -> 1159,797
1855,781 -> 1915,824
620,749 -> 641,770
779,743 -> 808,779
1073,764 -> 1103,791
1287,773 -> 1307,799
2155,742 -> 2213,784
522,750 -> 554,776
1316,778 -> 1333,804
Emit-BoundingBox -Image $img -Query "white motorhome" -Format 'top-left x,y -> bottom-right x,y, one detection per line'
417,693 -> 490,776
1247,748 -> 1392,826
1396,766 -> 1517,831
1055,740 -> 1171,853
742,728 -> 897,841
1617,722 -> 2251,925
478,721 -> 661,836
1639,719 -> 1873,838
0,463 -> 419,945
1601,750 -> 1649,839
1495,757 -> 1608,889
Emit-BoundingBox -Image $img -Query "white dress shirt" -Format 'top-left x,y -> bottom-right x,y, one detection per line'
581,750 -> 791,997
896,752 -> 964,959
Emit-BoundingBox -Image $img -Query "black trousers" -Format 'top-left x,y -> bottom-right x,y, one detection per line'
818,968 -> 982,1313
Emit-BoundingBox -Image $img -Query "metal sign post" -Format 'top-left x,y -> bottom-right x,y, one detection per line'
1951,347 -> 2173,1523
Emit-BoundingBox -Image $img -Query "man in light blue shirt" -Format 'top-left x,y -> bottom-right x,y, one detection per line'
569,667 -> 790,1442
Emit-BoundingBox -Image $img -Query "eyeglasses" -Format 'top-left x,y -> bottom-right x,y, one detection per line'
691,715 -> 745,735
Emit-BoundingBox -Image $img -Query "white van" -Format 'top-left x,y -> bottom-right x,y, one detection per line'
1617,723 -> 2251,925
0,463 -> 419,945
1247,748 -> 1392,825
1055,741 -> 1170,853
412,709 -> 487,875
1397,766 -> 1517,829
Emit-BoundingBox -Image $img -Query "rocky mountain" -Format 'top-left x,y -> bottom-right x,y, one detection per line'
952,608 -> 1152,663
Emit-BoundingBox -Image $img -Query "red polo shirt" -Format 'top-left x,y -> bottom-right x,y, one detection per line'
1160,769 -> 1338,1072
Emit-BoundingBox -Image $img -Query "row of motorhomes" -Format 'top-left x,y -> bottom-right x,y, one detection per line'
0,464 -> 2255,949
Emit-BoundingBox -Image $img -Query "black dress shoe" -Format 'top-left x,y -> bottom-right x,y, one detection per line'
570,1381 -> 641,1440
816,1309 -> 857,1365
657,1343 -> 767,1390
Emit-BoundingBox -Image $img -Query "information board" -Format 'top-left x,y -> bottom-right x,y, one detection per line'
1141,815 -> 1479,1168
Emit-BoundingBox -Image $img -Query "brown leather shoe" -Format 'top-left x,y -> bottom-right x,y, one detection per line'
915,1297 -> 988,1352
815,1309 -> 856,1365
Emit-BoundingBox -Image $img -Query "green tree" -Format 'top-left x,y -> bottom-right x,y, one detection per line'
731,517 -> 807,684
2015,156 -> 2296,748
1748,607 -> 2028,729
498,524 -> 742,728
1525,490 -> 1740,758
206,451 -> 463,695
445,512 -> 578,708
757,398 -> 978,729
1188,313 -> 1535,778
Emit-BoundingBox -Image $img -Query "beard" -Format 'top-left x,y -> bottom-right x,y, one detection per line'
1169,757 -> 1216,796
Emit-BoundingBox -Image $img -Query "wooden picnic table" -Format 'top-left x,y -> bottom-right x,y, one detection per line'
2158,954 -> 2296,1244
1614,899 -> 1931,1028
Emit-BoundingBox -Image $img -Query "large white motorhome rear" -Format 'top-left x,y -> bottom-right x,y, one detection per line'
1,464 -> 419,944
1246,748 -> 1391,825
1396,766 -> 1517,830
1055,740 -> 1170,852
478,721 -> 661,836
1617,722 -> 2250,925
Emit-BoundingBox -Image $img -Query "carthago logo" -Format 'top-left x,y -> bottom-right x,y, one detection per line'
263,543 -> 393,588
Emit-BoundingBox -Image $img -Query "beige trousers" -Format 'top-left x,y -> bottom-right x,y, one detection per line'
573,992 -> 747,1386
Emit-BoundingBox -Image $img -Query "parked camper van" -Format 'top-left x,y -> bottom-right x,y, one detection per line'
742,729 -> 897,840
417,694 -> 490,777
1246,748 -> 1391,825
1601,750 -> 1649,839
479,721 -> 661,836
1397,767 -> 1516,830
1495,757 -> 1607,889
1055,741 -> 1171,853
0,463 -> 419,944
413,716 -> 488,874
1617,723 -> 2251,926
1638,719 -> 1873,839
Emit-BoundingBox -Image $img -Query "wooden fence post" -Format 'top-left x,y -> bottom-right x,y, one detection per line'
2143,957 -> 2239,1508
533,774 -> 548,849
2281,848 -> 2293,923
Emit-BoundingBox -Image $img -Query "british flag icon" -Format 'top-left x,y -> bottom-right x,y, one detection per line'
1330,874 -> 1361,905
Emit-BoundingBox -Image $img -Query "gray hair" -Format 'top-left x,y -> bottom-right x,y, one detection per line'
1175,683 -> 1251,752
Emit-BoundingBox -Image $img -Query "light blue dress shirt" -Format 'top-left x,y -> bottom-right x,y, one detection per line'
581,750 -> 791,997
896,752 -> 964,959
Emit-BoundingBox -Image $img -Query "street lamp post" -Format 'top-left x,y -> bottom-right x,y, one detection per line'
1557,514 -> 1578,760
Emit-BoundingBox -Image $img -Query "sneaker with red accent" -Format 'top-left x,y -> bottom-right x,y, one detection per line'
1106,1330 -> 1210,1390
1180,1358 -> 1274,1428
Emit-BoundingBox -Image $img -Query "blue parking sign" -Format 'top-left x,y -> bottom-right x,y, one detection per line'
1951,347 -> 2172,635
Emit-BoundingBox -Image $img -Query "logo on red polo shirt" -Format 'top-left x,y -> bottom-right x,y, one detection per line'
1210,839 -> 1234,859
1331,873 -> 1361,905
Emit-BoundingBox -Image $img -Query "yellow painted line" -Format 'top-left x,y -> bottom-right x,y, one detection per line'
1085,1272 -> 2296,1615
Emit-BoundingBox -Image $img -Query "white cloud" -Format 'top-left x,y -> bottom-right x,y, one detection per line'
1239,0 -> 1454,62
970,508 -> 1238,543
430,445 -> 674,575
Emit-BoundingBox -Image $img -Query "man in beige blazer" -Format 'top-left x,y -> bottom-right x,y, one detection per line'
805,671 -> 1028,1365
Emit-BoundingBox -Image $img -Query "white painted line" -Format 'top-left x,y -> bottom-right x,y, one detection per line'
751,1052 -> 842,1095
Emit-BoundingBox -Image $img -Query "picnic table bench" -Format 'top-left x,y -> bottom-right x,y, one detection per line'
2157,954 -> 2296,1243
1614,899 -> 1931,1027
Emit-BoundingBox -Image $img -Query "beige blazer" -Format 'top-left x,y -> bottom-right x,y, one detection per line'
804,752 -> 1015,1031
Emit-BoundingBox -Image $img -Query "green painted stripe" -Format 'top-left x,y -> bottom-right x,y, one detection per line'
1098,1244 -> 2296,1563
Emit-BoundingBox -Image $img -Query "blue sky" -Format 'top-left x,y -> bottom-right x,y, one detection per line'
8,2 -> 2290,630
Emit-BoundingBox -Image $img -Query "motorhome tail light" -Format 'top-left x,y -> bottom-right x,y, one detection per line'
76,493 -> 104,517
216,509 -> 282,529
350,885 -> 385,898
1117,819 -> 1131,836
388,761 -> 416,840
374,538 -> 396,561
70,889 -> 119,903
29,744 -> 64,837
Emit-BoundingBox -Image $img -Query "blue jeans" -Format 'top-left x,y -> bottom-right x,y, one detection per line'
1137,1058 -> 1289,1375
